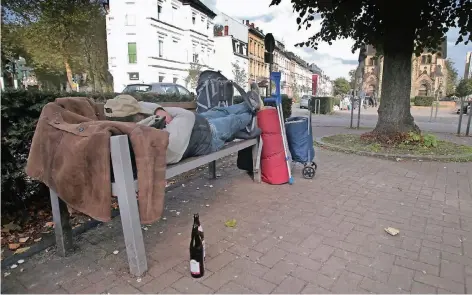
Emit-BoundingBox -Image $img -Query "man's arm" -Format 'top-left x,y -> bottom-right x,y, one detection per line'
162,107 -> 195,164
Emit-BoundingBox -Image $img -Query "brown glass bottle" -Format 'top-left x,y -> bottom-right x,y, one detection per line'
189,223 -> 204,278
193,214 -> 205,260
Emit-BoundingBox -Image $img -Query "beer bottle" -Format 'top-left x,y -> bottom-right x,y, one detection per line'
189,223 -> 204,278
193,214 -> 205,259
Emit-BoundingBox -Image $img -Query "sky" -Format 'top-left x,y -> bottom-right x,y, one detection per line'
202,0 -> 472,80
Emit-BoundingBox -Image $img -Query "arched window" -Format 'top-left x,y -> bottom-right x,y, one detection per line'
421,55 -> 426,64
427,55 -> 432,64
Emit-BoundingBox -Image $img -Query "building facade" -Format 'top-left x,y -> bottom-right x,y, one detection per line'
212,13 -> 249,90
246,22 -> 268,86
105,0 -> 216,92
273,40 -> 291,95
465,51 -> 472,79
362,42 -> 448,98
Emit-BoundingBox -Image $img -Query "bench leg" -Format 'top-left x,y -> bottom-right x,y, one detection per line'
208,161 -> 217,179
110,135 -> 147,277
252,137 -> 262,183
50,189 -> 74,256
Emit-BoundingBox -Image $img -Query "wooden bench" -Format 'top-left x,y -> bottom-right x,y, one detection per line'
48,102 -> 262,277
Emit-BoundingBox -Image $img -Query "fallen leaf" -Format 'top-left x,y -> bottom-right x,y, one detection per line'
17,259 -> 25,264
19,237 -> 29,243
113,250 -> 119,255
44,221 -> 54,228
10,264 -> 17,269
9,243 -> 21,250
224,219 -> 237,228
384,227 -> 400,236
2,222 -> 21,233
14,247 -> 30,254
4,272 -> 10,277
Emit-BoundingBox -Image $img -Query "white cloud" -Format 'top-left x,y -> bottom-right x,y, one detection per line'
203,0 -> 358,79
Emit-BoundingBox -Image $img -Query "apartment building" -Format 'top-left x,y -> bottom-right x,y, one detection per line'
213,13 -> 249,90
246,22 -> 269,86
106,0 -> 216,92
273,40 -> 291,94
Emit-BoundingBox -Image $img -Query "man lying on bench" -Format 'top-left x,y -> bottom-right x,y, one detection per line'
104,91 -> 263,164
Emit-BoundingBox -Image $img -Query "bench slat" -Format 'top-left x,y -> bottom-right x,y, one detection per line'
110,138 -> 258,195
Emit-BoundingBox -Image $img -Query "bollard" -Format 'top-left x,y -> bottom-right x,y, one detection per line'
350,96 -> 355,128
314,99 -> 320,115
429,101 -> 439,122
466,103 -> 472,136
357,97 -> 361,129
458,98 -> 464,135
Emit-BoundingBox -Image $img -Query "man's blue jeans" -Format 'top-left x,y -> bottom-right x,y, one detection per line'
199,103 -> 253,152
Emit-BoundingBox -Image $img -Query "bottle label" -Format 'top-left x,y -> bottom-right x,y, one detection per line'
190,259 -> 200,275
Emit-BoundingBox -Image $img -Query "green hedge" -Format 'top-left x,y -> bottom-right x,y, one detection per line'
310,97 -> 334,114
413,96 -> 435,106
235,94 -> 293,120
1,90 -> 193,213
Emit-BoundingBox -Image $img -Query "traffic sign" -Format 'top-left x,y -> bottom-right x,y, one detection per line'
264,33 -> 275,53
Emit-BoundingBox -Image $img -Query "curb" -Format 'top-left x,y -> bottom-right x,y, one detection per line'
315,137 -> 472,162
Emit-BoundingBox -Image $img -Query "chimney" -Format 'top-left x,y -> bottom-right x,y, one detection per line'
251,23 -> 254,28
246,20 -> 249,25
224,25 -> 229,36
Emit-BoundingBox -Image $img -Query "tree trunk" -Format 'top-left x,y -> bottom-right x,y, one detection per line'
373,51 -> 420,135
64,60 -> 75,91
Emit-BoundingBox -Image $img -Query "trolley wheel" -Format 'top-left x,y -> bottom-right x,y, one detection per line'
311,162 -> 318,170
302,166 -> 315,179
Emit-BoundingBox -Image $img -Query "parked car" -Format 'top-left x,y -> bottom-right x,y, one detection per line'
300,95 -> 314,109
123,83 -> 194,98
456,100 -> 471,114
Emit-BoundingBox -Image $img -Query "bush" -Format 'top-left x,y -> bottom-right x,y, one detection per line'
263,94 -> 292,120
1,89 -> 192,214
413,96 -> 435,106
235,94 -> 293,120
310,97 -> 334,114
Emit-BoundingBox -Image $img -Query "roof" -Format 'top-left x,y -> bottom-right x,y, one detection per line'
249,26 -> 264,39
180,0 -> 216,19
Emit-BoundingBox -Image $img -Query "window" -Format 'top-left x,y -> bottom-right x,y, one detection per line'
201,16 -> 205,22
207,21 -> 210,29
157,5 -> 162,20
159,75 -> 164,82
125,14 -> 136,26
421,55 -> 426,64
177,85 -> 191,96
158,39 -> 164,58
173,77 -> 178,83
128,42 -> 137,63
193,53 -> 199,63
427,55 -> 432,64
192,13 -> 196,24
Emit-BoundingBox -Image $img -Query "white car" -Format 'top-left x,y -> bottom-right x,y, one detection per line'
300,95 -> 313,109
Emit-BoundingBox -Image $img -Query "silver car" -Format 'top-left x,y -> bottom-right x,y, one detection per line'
300,95 -> 313,109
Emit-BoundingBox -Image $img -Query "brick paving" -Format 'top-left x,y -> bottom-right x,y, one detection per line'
2,145 -> 471,294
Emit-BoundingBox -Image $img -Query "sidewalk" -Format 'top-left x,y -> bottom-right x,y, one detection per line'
2,148 -> 472,294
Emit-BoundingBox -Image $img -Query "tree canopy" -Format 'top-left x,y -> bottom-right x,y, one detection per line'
270,0 -> 471,137
445,59 -> 459,96
456,78 -> 472,98
2,0 -> 110,91
333,77 -> 350,96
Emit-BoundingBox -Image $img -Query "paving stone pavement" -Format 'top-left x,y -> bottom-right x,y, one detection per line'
2,148 -> 472,294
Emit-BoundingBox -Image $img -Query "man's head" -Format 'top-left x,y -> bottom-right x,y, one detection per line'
154,107 -> 173,124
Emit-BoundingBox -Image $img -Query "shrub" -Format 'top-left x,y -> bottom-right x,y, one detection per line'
1,89 -> 193,214
235,94 -> 293,120
310,97 -> 334,114
413,96 -> 435,106
263,94 -> 293,120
